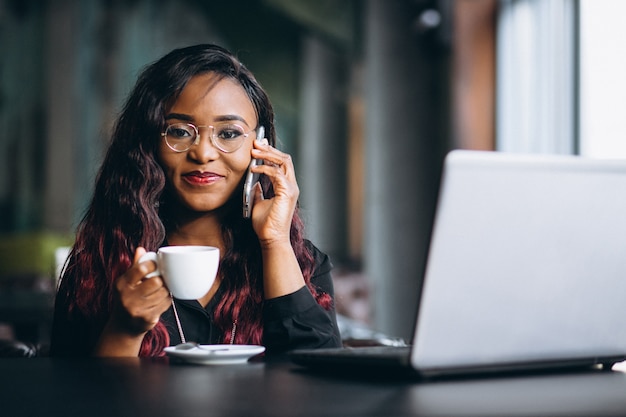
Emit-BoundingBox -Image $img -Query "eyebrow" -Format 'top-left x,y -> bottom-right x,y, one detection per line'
165,113 -> 250,126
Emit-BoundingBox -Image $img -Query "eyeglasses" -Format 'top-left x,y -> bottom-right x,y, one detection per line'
161,122 -> 256,153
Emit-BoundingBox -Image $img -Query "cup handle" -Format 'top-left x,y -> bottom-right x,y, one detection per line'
138,251 -> 160,278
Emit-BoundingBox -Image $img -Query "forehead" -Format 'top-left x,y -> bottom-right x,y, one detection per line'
168,73 -> 257,126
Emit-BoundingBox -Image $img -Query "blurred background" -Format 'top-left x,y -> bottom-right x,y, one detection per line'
1,0 -> 625,349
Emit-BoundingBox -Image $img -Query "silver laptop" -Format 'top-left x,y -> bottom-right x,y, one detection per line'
290,150 -> 626,377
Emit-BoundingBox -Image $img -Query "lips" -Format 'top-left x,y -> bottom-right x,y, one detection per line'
182,171 -> 224,185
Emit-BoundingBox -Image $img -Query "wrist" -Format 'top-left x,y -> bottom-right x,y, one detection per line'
259,237 -> 292,251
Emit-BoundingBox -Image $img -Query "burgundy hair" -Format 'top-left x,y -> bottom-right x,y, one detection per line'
55,44 -> 331,356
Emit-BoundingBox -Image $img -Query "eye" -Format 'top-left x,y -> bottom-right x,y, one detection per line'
216,124 -> 246,141
167,124 -> 195,139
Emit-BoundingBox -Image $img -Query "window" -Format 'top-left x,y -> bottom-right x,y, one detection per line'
496,0 -> 576,154
497,0 -> 626,158
578,0 -> 626,158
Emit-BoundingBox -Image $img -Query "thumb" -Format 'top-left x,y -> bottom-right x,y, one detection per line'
133,247 -> 148,264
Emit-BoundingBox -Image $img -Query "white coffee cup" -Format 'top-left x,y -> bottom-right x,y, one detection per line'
139,246 -> 220,300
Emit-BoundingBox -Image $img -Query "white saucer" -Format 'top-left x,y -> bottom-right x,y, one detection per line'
164,344 -> 266,365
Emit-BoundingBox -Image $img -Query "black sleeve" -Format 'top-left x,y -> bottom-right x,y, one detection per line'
262,243 -> 342,354
49,284 -> 101,357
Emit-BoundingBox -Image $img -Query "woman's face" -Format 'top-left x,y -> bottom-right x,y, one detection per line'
158,72 -> 258,214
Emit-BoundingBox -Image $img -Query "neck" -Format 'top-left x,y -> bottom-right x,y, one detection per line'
167,212 -> 224,251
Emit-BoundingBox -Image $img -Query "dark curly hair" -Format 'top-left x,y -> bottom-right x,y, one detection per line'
54,44 -> 330,356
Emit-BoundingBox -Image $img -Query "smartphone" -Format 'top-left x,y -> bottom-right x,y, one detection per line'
243,126 -> 265,218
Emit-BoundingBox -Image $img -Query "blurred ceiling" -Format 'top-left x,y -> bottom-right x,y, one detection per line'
262,0 -> 355,45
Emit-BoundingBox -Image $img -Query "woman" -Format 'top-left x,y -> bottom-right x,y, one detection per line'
50,44 -> 342,357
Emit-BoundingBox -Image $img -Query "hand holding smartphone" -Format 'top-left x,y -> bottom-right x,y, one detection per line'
243,126 -> 265,218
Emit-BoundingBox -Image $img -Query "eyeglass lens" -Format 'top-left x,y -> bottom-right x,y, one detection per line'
164,123 -> 249,153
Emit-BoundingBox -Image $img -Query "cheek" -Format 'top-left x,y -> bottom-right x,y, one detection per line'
229,146 -> 254,175
157,150 -> 181,179
234,157 -> 252,175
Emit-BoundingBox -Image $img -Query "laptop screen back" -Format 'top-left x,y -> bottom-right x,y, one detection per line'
412,150 -> 626,372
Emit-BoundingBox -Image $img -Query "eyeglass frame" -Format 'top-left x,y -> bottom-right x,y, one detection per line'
160,122 -> 259,153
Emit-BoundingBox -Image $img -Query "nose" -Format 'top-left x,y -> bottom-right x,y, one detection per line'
187,129 -> 220,163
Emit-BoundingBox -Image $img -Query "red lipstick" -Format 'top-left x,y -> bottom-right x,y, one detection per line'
182,171 -> 223,185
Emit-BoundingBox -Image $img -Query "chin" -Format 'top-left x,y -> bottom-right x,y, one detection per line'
185,194 -> 240,214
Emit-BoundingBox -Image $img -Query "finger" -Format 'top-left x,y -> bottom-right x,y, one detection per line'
273,156 -> 293,177
252,143 -> 292,169
120,247 -> 157,287
254,162 -> 292,183
141,286 -> 171,306
269,154 -> 291,171
118,279 -> 169,315
145,296 -> 174,328
153,295 -> 174,318
253,181 -> 264,203
135,247 -> 159,280
253,137 -> 269,149
136,275 -> 168,296
123,292 -> 171,331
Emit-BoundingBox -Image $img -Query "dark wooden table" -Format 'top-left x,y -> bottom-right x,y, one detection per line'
2,356 -> 626,416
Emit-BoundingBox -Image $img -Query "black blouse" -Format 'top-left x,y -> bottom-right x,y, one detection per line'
50,243 -> 342,356
163,243 -> 342,353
